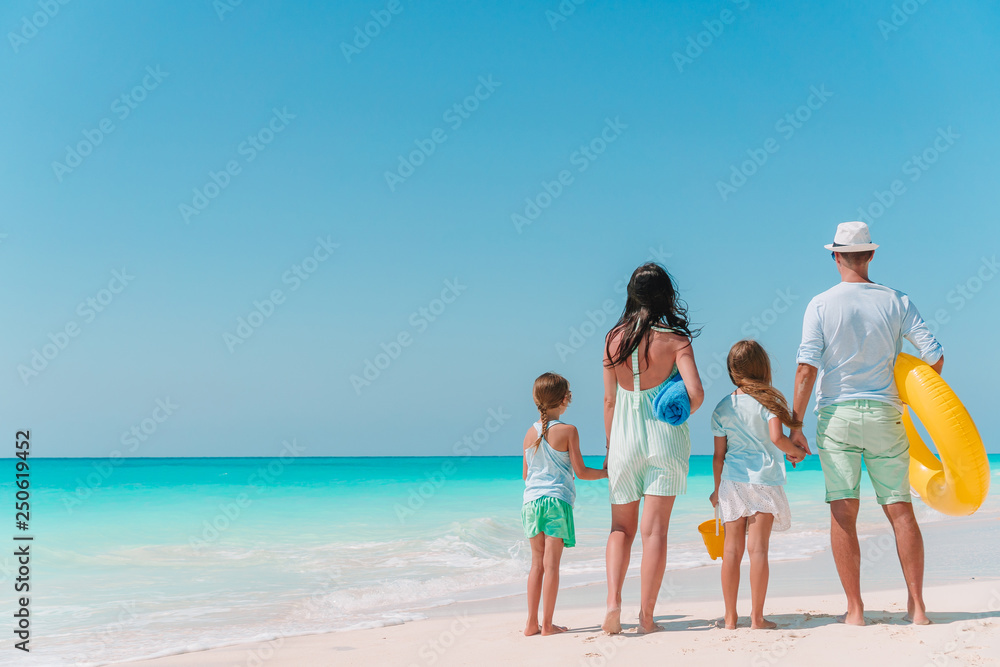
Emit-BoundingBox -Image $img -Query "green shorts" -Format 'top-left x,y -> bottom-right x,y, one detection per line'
816,400 -> 911,505
521,496 -> 575,548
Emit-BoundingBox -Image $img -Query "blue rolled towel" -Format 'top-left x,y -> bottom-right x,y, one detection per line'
653,372 -> 690,425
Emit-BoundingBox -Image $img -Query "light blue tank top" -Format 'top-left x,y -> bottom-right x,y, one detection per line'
523,419 -> 576,507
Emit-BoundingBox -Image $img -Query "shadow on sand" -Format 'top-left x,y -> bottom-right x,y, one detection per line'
568,609 -> 1000,637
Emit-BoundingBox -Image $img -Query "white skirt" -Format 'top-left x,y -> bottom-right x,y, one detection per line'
717,479 -> 791,531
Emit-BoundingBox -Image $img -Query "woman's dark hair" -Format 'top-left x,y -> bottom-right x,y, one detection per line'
604,263 -> 699,368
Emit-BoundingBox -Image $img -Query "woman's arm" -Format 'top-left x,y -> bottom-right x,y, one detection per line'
675,342 -> 705,414
769,418 -> 806,466
710,435 -> 727,506
603,347 -> 617,448
567,427 -> 608,481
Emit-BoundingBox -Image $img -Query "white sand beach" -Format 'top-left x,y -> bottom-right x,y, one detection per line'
126,515 -> 1000,667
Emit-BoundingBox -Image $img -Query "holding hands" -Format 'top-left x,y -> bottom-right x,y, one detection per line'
784,430 -> 811,468
789,429 -> 811,455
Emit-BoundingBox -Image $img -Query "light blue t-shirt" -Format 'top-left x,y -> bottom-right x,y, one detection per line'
796,282 -> 943,414
710,394 -> 786,486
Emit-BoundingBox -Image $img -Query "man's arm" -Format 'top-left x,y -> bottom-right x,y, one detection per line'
902,296 -> 944,373
931,355 -> 944,374
789,363 -> 817,454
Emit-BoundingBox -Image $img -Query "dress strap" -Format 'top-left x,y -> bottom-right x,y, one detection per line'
631,347 -> 641,392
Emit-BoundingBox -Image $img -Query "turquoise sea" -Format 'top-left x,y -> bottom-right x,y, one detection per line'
3,455 -> 998,665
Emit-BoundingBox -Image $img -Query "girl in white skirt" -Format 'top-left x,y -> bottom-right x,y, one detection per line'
709,340 -> 808,629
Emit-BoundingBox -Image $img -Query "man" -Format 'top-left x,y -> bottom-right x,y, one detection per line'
789,221 -> 943,626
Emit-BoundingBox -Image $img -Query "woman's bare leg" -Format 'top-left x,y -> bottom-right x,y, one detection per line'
638,495 -> 675,633
603,501 -> 639,633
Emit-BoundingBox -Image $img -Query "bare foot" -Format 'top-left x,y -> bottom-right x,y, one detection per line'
524,623 -> 541,637
906,599 -> 931,625
904,613 -> 931,625
836,611 -> 866,626
602,608 -> 622,634
541,624 -> 568,636
751,618 -> 777,630
637,611 -> 663,634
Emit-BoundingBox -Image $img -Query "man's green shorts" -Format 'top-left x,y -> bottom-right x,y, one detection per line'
816,400 -> 911,505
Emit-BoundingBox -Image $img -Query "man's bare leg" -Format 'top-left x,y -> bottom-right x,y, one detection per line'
830,499 -> 865,625
883,502 -> 930,625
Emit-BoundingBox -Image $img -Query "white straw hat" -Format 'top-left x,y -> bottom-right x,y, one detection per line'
824,221 -> 879,252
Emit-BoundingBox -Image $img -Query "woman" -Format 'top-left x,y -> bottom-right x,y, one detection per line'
602,263 -> 704,634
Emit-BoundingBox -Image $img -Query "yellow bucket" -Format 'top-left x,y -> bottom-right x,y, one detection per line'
698,509 -> 725,560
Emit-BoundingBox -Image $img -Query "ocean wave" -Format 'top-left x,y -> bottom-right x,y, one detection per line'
34,507 -> 859,665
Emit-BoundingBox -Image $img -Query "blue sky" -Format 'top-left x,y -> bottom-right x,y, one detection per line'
1,1 -> 998,457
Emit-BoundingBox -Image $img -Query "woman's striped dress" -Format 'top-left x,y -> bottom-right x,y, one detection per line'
608,334 -> 691,504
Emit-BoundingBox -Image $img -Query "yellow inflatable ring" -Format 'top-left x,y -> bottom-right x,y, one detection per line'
894,353 -> 990,516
